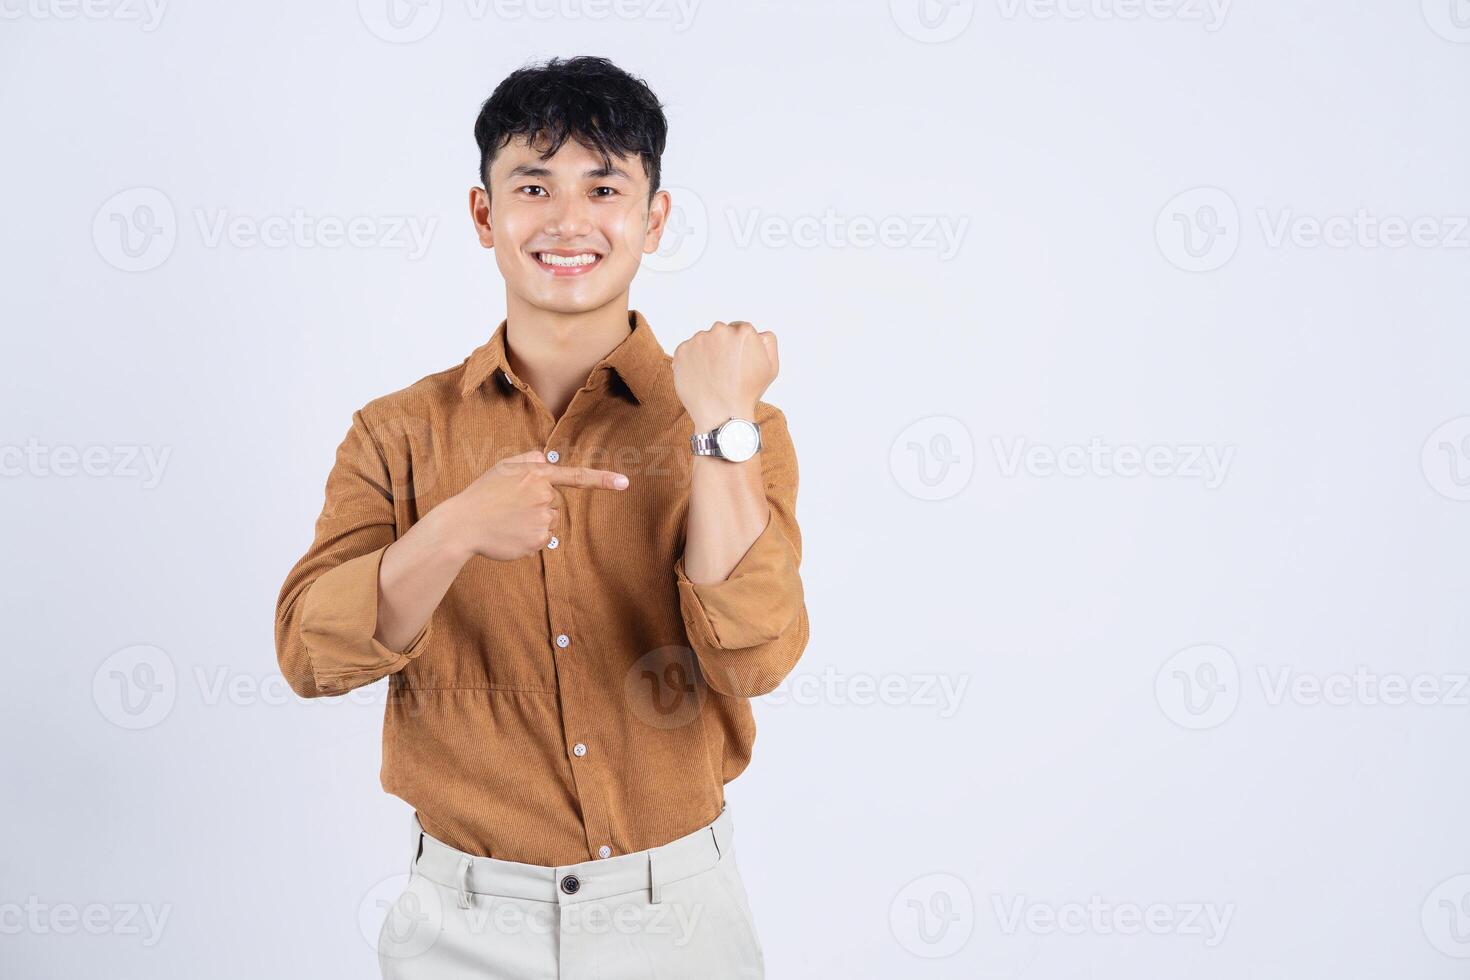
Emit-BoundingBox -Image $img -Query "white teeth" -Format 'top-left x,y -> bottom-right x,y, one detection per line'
538,252 -> 599,267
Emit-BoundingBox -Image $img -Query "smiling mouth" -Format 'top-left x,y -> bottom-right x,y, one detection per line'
534,251 -> 603,273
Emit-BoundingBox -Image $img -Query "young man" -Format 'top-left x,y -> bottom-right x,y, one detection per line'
274,56 -> 808,978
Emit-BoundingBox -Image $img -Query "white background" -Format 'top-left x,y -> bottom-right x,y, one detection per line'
3,1 -> 1469,977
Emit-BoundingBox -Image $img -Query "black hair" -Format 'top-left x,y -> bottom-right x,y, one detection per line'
474,56 -> 668,199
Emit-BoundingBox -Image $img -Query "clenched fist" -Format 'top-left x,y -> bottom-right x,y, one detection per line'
441,448 -> 629,561
672,320 -> 779,431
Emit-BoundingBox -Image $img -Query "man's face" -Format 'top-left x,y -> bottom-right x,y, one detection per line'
470,135 -> 670,315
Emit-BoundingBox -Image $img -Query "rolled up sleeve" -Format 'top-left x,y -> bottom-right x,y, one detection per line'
274,409 -> 431,698
674,404 -> 810,697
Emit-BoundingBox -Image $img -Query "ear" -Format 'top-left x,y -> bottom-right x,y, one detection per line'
469,186 -> 494,249
642,188 -> 672,255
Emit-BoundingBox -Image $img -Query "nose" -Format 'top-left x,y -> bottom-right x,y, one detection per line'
544,193 -> 593,241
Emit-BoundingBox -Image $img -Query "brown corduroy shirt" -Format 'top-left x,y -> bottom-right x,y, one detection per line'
274,309 -> 809,866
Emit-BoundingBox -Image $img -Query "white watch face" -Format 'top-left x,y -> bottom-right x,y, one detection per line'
715,419 -> 760,462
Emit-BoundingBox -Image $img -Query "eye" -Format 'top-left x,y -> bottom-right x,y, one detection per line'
591,186 -> 619,198
518,185 -> 548,197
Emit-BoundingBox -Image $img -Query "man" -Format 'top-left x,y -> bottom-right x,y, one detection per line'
273,55 -> 809,978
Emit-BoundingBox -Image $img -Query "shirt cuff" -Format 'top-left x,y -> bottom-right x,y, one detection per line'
674,510 -> 803,651
299,544 -> 432,694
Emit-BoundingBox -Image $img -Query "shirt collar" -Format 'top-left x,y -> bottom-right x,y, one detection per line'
459,308 -> 666,404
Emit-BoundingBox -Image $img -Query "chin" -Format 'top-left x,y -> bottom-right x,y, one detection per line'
514,286 -> 619,316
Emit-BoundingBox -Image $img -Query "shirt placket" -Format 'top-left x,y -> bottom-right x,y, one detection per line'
515,372 -> 615,862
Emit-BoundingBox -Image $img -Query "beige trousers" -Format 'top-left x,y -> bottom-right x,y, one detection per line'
377,805 -> 765,979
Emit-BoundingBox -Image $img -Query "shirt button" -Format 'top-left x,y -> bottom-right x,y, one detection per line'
555,634 -> 570,649
572,742 -> 587,757
560,874 -> 581,895
545,449 -> 560,463
598,845 -> 612,859
547,536 -> 559,550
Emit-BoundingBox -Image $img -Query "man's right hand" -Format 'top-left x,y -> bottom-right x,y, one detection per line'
441,448 -> 630,561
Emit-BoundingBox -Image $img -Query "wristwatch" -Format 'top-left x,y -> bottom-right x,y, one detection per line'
690,417 -> 762,462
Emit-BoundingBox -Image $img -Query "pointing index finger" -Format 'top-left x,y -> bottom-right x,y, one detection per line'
542,464 -> 630,490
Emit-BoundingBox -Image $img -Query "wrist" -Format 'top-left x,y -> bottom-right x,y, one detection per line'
690,405 -> 757,433
422,497 -> 475,565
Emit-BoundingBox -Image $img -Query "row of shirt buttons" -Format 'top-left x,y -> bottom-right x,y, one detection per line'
545,450 -> 560,551
540,437 -> 606,866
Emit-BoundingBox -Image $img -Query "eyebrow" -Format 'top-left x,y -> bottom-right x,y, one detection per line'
505,163 -> 633,182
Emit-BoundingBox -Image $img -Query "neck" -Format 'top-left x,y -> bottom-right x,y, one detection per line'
504,291 -> 633,419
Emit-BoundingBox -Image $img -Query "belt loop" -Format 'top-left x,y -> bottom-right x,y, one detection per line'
456,856 -> 473,910
649,850 -> 661,904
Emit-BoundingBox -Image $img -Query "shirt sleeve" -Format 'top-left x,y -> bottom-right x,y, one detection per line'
673,404 -> 810,697
274,409 -> 431,698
